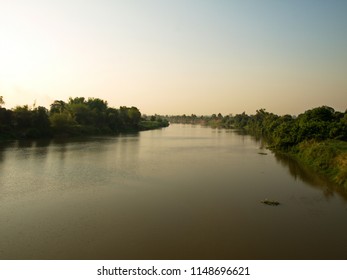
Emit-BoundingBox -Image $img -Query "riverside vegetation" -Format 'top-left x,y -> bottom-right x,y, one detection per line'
1,95 -> 346,189
0,96 -> 169,140
167,106 -> 347,189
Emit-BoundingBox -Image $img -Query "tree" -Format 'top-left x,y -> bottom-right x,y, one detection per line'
233,112 -> 250,128
87,98 -> 108,112
127,107 -> 141,127
50,100 -> 66,114
106,108 -> 120,131
0,96 -> 4,108
49,112 -> 76,134
13,105 -> 33,130
299,106 -> 335,123
0,107 -> 13,133
68,97 -> 86,105
32,106 -> 51,137
86,98 -> 108,127
68,103 -> 92,125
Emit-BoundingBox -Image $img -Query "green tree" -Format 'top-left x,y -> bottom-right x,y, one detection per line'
298,106 -> 335,123
68,103 -> 92,125
106,108 -> 120,131
86,98 -> 108,127
0,96 -> 4,108
50,100 -> 66,114
31,106 -> 51,137
87,98 -> 108,112
127,107 -> 141,127
0,108 -> 13,134
68,97 -> 86,105
234,112 -> 250,128
49,112 -> 76,134
13,105 -> 33,130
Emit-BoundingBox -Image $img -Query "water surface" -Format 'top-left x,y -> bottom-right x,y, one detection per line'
1,124 -> 347,259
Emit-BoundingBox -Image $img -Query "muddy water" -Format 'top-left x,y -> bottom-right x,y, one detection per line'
1,124 -> 347,259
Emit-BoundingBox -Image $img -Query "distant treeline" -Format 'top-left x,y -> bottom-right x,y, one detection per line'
168,106 -> 347,148
0,96 -> 169,140
167,106 -> 347,188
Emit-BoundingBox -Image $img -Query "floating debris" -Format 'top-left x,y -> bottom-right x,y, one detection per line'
258,152 -> 268,155
261,199 -> 280,206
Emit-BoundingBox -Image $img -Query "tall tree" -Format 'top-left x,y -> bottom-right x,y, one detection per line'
50,100 -> 66,114
0,96 -> 4,108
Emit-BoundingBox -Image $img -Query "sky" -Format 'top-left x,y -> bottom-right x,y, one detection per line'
0,0 -> 346,116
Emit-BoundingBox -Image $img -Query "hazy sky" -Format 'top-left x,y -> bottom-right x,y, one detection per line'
1,0 -> 346,115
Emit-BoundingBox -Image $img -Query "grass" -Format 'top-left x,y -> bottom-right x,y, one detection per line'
139,120 -> 169,130
291,140 -> 347,189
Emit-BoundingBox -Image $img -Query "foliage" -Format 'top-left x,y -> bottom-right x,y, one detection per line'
167,105 -> 347,188
168,105 -> 346,147
0,96 -> 168,139
293,140 -> 347,187
139,115 -> 169,130
49,112 -> 77,134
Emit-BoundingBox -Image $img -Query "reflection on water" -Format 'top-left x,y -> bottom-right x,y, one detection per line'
274,152 -> 347,200
1,125 -> 347,260
234,130 -> 347,200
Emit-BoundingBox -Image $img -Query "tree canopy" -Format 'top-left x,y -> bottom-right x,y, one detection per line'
0,96 -> 168,140
167,105 -> 347,148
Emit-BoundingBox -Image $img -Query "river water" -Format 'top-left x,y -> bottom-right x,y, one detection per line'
1,124 -> 347,259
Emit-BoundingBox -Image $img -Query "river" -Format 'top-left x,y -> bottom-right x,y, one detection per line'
1,124 -> 347,259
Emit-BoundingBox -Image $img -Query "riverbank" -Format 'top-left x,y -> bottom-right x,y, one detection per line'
202,123 -> 347,189
286,140 -> 347,189
196,106 -> 347,190
0,96 -> 171,142
0,120 -> 169,142
168,120 -> 347,189
139,120 -> 169,130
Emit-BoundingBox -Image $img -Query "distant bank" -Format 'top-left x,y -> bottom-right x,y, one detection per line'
0,96 -> 169,141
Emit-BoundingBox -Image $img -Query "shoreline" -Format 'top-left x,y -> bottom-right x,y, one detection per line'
0,121 -> 169,143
